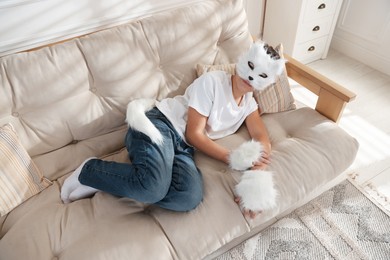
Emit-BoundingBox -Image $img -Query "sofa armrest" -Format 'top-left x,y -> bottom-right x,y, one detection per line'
284,54 -> 356,123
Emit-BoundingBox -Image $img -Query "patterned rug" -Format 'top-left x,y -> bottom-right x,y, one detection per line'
215,180 -> 390,260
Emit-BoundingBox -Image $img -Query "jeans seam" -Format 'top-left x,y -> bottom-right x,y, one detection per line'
85,165 -> 127,180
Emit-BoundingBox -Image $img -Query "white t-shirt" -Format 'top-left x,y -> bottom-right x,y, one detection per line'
156,71 -> 258,141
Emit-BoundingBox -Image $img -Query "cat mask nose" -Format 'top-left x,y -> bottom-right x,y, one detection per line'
248,76 -> 253,81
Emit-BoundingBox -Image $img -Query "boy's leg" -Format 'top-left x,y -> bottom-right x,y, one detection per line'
156,145 -> 203,212
61,111 -> 176,203
78,127 -> 175,203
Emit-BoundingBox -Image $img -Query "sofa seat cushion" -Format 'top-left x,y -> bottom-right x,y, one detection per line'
196,107 -> 358,228
262,108 -> 358,213
0,107 -> 358,260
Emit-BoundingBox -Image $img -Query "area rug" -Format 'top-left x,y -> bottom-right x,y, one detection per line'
215,180 -> 390,260
347,158 -> 390,217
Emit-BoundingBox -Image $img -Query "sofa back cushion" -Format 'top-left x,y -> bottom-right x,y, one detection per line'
0,0 -> 252,180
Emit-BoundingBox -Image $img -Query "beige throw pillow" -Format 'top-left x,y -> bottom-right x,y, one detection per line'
196,45 -> 295,114
0,124 -> 52,216
196,63 -> 237,76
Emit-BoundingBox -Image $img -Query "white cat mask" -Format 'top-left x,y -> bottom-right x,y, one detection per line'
236,41 -> 285,91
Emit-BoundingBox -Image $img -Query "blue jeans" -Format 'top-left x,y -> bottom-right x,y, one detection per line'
78,108 -> 203,212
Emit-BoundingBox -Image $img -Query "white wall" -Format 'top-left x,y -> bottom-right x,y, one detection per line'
243,0 -> 266,39
331,0 -> 390,76
0,0 -> 203,56
0,0 -> 265,57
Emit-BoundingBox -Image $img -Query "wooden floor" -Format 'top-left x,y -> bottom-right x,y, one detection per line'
292,48 -> 390,213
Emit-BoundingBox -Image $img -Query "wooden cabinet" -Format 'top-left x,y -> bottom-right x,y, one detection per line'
263,0 -> 343,64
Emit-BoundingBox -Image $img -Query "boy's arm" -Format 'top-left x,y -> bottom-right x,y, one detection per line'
245,109 -> 272,169
185,107 -> 230,164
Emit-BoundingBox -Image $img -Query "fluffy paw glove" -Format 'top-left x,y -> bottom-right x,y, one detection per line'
229,140 -> 263,170
235,170 -> 278,212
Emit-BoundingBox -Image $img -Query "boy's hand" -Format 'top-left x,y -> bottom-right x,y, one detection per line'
251,151 -> 271,170
234,197 -> 262,219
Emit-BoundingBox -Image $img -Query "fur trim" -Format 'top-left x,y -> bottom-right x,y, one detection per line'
229,140 -> 263,170
125,98 -> 164,145
235,170 -> 278,211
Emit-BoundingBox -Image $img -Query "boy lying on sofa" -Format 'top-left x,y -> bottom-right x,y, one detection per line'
61,41 -> 284,219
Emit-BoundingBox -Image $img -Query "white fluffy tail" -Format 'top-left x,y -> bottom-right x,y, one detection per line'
235,170 -> 278,212
125,98 -> 164,145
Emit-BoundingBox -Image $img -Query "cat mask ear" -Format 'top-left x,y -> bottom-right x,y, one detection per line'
236,41 -> 286,91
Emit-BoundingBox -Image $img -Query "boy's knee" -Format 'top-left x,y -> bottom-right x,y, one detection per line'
119,164 -> 172,204
155,180 -> 203,212
137,177 -> 171,204
183,172 -> 203,211
177,182 -> 203,211
185,190 -> 203,211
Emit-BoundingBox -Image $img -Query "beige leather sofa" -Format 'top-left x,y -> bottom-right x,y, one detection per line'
0,0 -> 358,259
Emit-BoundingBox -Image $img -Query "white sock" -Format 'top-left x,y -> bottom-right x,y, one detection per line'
60,157 -> 98,203
68,185 -> 99,202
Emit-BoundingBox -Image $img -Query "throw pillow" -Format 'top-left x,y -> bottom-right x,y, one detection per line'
0,124 -> 52,216
196,63 -> 237,76
196,44 -> 296,114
